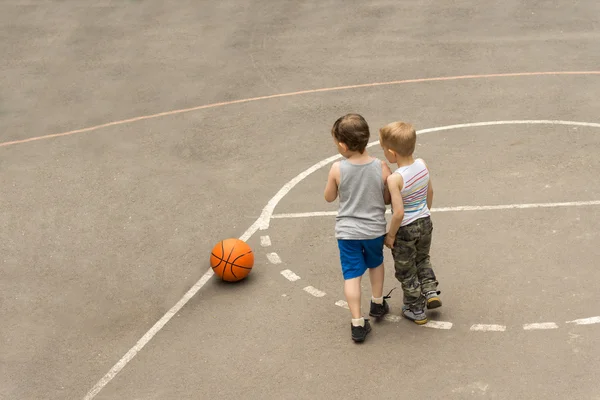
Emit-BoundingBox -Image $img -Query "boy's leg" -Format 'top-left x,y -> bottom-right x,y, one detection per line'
367,264 -> 390,318
344,276 -> 362,319
392,226 -> 427,324
337,239 -> 372,342
368,264 -> 384,299
414,217 -> 441,309
362,236 -> 389,318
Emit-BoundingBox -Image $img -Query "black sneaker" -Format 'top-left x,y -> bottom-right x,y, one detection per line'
369,299 -> 389,318
369,288 -> 395,318
351,319 -> 372,343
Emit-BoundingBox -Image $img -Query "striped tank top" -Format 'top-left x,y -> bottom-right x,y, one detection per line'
394,158 -> 430,227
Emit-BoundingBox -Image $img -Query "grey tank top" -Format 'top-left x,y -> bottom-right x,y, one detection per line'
335,158 -> 387,240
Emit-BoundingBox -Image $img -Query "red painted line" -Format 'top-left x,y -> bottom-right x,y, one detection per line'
1,71 -> 599,148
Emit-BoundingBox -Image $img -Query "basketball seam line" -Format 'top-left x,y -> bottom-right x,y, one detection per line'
210,252 -> 253,269
223,242 -> 236,281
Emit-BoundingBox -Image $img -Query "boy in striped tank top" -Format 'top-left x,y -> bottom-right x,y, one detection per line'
324,114 -> 393,343
379,121 -> 441,325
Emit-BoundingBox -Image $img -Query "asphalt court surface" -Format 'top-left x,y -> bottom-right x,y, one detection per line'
2,1 -> 600,400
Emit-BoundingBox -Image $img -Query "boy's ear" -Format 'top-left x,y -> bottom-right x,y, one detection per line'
338,141 -> 349,152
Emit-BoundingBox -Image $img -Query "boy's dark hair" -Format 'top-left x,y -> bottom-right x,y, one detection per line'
331,113 -> 370,153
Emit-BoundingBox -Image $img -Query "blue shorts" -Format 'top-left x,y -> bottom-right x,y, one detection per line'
337,235 -> 385,280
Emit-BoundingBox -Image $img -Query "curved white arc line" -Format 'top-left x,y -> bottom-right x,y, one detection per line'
262,120 -> 600,230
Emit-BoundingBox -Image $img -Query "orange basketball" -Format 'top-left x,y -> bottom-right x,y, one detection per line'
210,238 -> 254,282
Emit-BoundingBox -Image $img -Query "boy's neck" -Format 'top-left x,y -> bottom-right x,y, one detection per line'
395,155 -> 415,167
345,150 -> 372,164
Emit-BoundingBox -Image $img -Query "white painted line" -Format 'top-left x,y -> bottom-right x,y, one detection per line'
411,119 -> 600,137
271,200 -> 600,219
424,320 -> 453,330
303,286 -> 326,297
255,153 -> 343,230
433,201 -> 600,213
335,300 -> 349,309
272,211 -> 337,219
280,269 -> 301,282
382,314 -> 452,329
260,235 -> 271,247
523,322 -> 559,330
272,211 -> 338,219
81,268 -> 216,400
384,314 -> 402,323
266,253 -> 282,264
84,119 -> 600,399
567,316 -> 600,325
262,121 -> 600,230
470,324 -> 506,332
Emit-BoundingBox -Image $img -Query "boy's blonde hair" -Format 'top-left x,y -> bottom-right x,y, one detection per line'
379,121 -> 416,156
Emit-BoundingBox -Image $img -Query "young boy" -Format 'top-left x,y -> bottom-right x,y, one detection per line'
324,113 -> 393,343
379,121 -> 441,325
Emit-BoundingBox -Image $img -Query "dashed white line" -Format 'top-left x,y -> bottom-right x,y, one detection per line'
266,253 -> 282,264
470,324 -> 506,332
303,286 -> 326,297
423,320 -> 453,330
280,269 -> 301,282
523,322 -> 558,330
382,314 -> 452,329
384,314 -> 402,323
260,235 -> 271,247
567,316 -> 600,325
334,300 -> 349,309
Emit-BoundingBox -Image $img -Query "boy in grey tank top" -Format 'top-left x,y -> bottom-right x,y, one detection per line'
324,114 -> 393,343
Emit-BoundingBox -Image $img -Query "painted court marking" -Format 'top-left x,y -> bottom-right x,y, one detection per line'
271,200 -> 600,220
335,301 -> 452,329
303,286 -> 327,297
470,324 -> 507,332
266,253 -> 282,264
335,300 -> 349,309
383,314 -> 402,323
424,320 -> 453,330
523,322 -> 559,330
567,316 -> 600,325
3,71 -> 598,150
260,235 -> 272,247
280,269 -> 301,282
264,119 -> 600,230
66,72 -> 600,398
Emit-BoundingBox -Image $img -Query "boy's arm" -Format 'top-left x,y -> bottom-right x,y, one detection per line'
420,159 -> 434,210
427,176 -> 434,210
324,161 -> 340,202
381,161 -> 392,205
385,173 -> 404,249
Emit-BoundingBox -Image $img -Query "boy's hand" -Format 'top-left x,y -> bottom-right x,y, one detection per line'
384,233 -> 395,249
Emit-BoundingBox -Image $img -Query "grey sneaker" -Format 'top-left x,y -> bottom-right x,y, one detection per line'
402,305 -> 428,325
425,290 -> 442,309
